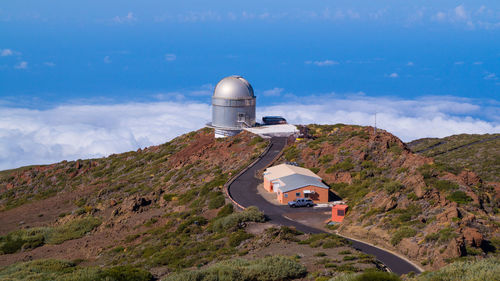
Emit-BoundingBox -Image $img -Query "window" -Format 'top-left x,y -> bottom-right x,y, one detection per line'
237,113 -> 245,122
296,192 -> 301,197
337,210 -> 345,216
284,194 -> 288,198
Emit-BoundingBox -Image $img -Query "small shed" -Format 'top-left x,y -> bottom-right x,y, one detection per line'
331,205 -> 348,223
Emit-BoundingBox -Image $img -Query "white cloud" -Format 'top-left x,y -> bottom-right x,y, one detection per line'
258,95 -> 499,142
484,72 -> 498,80
113,12 -> 136,24
454,61 -> 464,65
103,56 -> 111,64
44,62 -> 55,67
0,102 -> 210,170
455,5 -> 467,20
1,49 -> 13,56
473,61 -> 483,65
165,54 -> 176,61
305,60 -> 339,66
407,62 -> 414,66
262,88 -> 284,97
14,61 -> 28,69
388,73 -> 399,78
0,96 -> 498,170
435,12 -> 447,21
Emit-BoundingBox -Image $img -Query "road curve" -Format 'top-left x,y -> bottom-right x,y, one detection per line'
227,137 -> 422,275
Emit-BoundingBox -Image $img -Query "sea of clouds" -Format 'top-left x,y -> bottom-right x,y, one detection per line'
0,95 -> 498,170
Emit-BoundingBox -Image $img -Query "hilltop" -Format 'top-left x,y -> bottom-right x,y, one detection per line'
0,128 -> 384,280
407,134 -> 500,182
280,124 -> 500,269
0,124 -> 499,280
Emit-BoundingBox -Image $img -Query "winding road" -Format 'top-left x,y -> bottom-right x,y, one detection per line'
227,137 -> 422,275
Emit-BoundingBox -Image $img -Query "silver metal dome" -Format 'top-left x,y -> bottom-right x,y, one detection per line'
213,76 -> 254,100
208,75 -> 256,138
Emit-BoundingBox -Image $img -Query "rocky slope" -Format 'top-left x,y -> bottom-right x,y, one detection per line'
281,124 -> 500,270
0,128 -> 381,280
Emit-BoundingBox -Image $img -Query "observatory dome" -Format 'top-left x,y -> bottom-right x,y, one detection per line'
213,76 -> 254,100
209,75 -> 256,137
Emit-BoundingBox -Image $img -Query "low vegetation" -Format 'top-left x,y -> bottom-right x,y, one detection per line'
407,257 -> 500,281
328,271 -> 401,281
0,216 -> 101,254
0,259 -> 153,281
163,256 -> 307,281
407,133 -> 500,182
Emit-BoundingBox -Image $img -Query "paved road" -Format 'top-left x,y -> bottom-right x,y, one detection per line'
228,137 -> 422,275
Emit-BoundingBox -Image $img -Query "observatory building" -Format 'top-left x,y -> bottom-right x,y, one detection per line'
207,76 -> 256,138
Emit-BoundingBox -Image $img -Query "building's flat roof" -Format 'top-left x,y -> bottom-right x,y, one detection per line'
244,124 -> 298,138
333,204 -> 348,210
265,163 -> 321,181
276,174 -> 329,193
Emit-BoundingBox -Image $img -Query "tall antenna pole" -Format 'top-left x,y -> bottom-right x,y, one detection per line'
374,113 -> 377,135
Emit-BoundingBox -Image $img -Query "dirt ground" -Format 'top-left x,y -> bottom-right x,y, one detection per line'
0,187 -> 96,235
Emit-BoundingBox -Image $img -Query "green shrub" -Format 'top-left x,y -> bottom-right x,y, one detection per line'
163,193 -> 175,201
0,217 -> 101,254
342,255 -> 357,261
265,226 -> 303,242
211,206 -> 265,232
208,192 -> 225,209
436,228 -> 458,242
47,217 -> 101,244
388,143 -> 403,155
383,181 -> 404,194
229,230 -> 254,247
284,145 -> 300,161
432,180 -> 459,192
0,259 -> 154,281
99,265 -> 154,281
329,271 -> 401,281
326,158 -> 354,174
407,257 -> 500,281
424,232 -> 439,242
446,191 -> 472,204
0,228 -> 48,254
407,192 -> 418,201
319,154 -> 334,164
216,204 -> 234,218
310,167 -> 320,174
390,227 -> 417,245
248,136 -> 264,146
163,256 -> 307,281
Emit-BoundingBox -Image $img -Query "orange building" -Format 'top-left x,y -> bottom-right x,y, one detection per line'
263,164 -> 321,192
331,205 -> 348,223
263,164 -> 329,204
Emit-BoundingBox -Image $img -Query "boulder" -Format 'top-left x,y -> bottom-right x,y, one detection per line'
458,170 -> 482,187
436,205 -> 459,223
462,227 -> 483,247
122,197 -> 152,212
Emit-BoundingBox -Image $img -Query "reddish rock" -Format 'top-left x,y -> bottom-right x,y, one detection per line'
458,170 -> 482,187
462,227 -> 483,247
437,205 -> 459,223
109,199 -> 118,207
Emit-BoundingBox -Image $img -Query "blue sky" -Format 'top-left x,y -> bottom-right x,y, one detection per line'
0,1 -> 499,169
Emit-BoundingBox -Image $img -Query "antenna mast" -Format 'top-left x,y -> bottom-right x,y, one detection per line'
374,113 -> 377,135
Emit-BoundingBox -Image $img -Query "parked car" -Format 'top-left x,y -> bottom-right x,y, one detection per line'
288,198 -> 314,208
